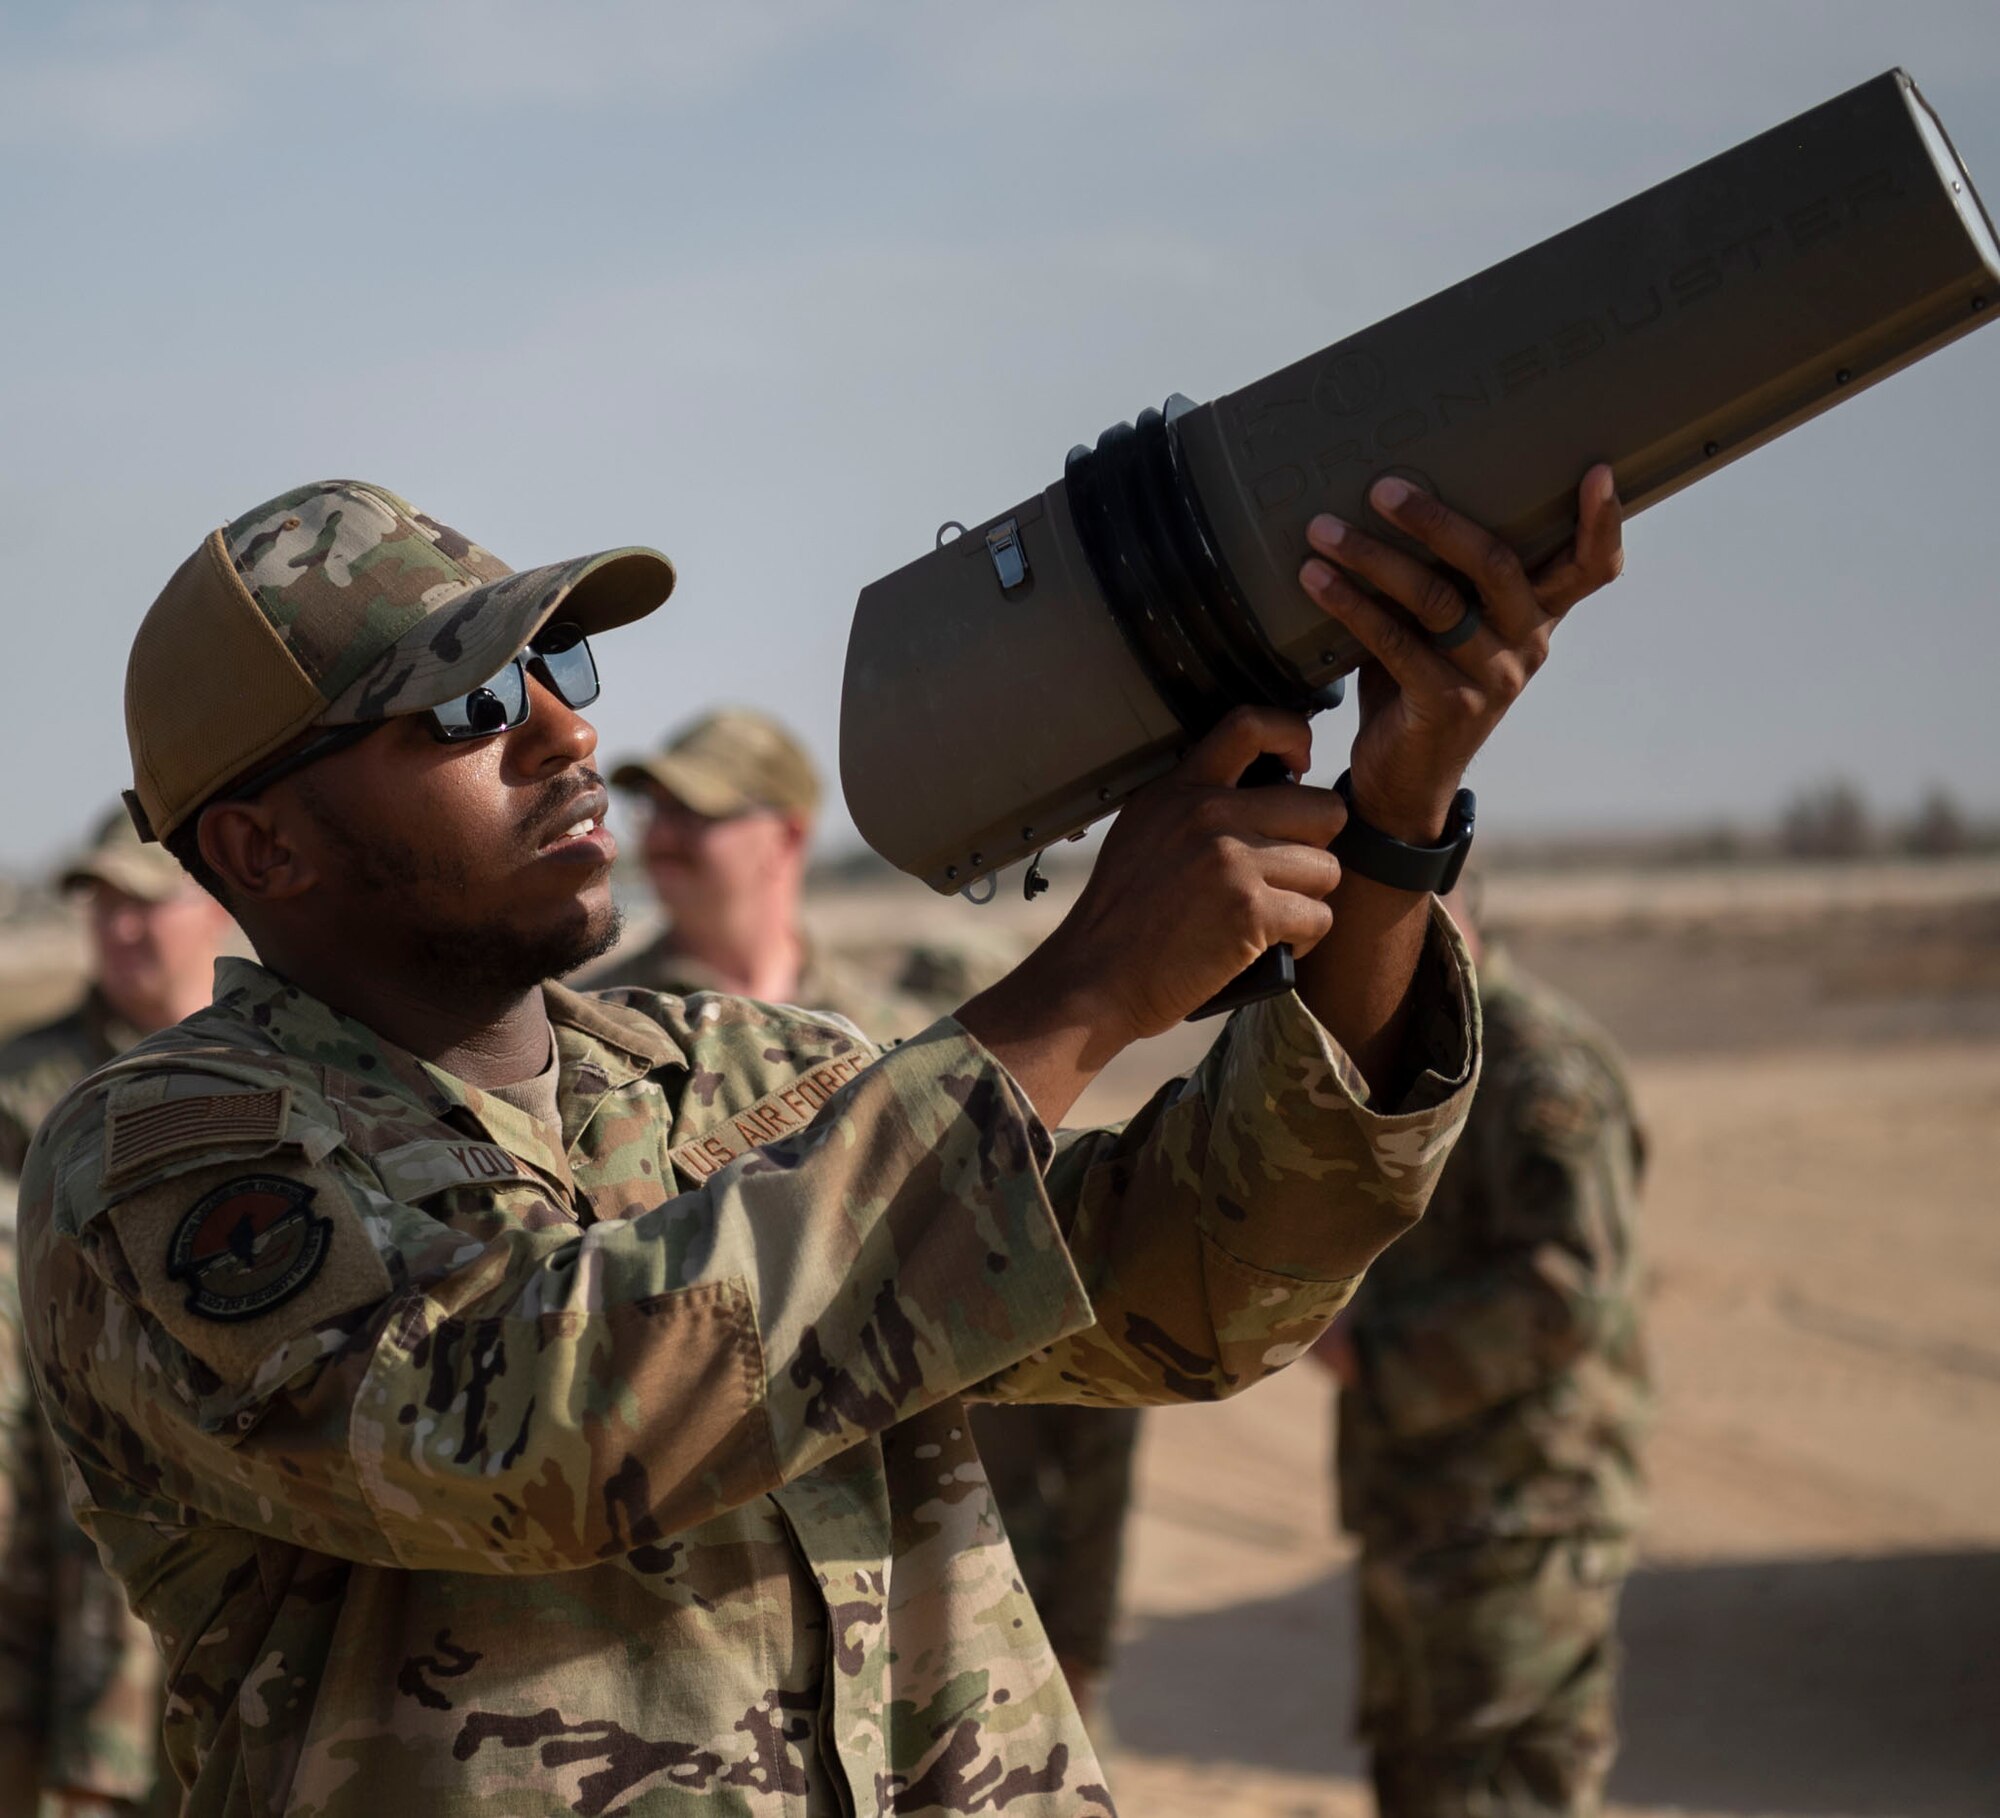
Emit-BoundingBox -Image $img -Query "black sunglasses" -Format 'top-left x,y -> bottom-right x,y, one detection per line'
221,622 -> 600,806
427,620 -> 600,740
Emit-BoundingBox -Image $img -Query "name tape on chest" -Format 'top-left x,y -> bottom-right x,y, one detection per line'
669,1054 -> 871,1183
370,1138 -> 550,1203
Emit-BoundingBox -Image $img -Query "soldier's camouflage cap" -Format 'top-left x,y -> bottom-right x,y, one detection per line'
59,803 -> 191,903
611,707 -> 822,819
124,480 -> 676,842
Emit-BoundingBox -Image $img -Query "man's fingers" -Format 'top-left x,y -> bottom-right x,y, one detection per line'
1532,464 -> 1626,617
1575,463 -> 1625,578
1174,704 -> 1313,789
1216,781 -> 1348,850
1301,558 -> 1464,701
1256,852 -> 1345,920
1366,476 -> 1542,640
1303,513 -> 1508,670
1248,879 -> 1338,955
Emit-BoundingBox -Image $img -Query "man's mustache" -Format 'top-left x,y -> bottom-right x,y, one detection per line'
520,769 -> 609,847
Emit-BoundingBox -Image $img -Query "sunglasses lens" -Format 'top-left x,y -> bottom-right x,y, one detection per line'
532,623 -> 600,711
430,659 -> 529,741
465,688 -> 510,735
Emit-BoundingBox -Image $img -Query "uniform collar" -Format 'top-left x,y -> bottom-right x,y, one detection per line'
205,957 -> 683,1168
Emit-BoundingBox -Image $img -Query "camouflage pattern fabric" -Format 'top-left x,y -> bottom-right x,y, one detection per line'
20,913 -> 1474,1816
1336,951 -> 1647,1817
1358,1536 -> 1631,1818
964,1403 -> 1141,1680
596,930 -> 1143,1690
0,997 -> 166,1813
0,993 -> 142,1175
0,1190 -> 55,1811
225,481 -> 662,727
127,480 -> 672,843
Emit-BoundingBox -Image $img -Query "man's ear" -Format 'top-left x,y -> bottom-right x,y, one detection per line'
777,810 -> 813,857
197,801 -> 320,904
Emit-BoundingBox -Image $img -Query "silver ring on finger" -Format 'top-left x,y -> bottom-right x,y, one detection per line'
1429,599 -> 1483,651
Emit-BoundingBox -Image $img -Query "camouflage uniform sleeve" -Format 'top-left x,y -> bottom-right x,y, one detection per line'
1349,1033 -> 1644,1439
979,904 -> 1478,1408
22,1024 -> 1092,1575
0,1198 -> 56,1787
43,1472 -> 163,1804
3,1180 -> 165,1807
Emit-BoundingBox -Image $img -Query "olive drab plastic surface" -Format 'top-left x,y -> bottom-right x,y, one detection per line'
842,69 -> 1999,893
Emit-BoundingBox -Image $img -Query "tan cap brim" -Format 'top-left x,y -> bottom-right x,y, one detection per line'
609,752 -> 760,818
60,848 -> 189,903
320,546 -> 675,726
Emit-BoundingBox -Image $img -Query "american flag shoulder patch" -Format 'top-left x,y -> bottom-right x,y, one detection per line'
103,1087 -> 292,1188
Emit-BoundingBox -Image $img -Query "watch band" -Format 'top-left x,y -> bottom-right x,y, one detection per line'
1331,770 -> 1477,894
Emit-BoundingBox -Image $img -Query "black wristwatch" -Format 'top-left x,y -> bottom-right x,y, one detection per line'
1331,770 -> 1477,894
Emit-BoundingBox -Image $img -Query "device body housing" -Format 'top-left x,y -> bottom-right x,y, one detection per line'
841,69 -> 1998,893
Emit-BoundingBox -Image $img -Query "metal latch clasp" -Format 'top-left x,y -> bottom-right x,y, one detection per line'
986,518 -> 1030,592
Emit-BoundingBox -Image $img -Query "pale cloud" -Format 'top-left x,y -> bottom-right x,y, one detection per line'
0,0 -> 862,146
7,0 -> 1994,155
882,0 -> 2000,151
0,41 -> 228,148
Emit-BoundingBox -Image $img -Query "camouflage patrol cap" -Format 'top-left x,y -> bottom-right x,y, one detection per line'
611,707 -> 822,819
124,480 -> 677,841
59,804 -> 191,903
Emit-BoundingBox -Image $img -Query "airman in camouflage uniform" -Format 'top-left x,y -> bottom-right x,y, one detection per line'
0,809 -> 232,1815
1329,914 -> 1649,1818
600,711 -> 1143,1725
19,465 -> 1625,1814
594,707 -> 1014,1042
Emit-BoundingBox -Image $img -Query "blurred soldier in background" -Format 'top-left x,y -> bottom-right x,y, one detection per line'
598,707 -> 1145,1727
0,807 -> 232,1814
593,707 -> 973,1038
1318,882 -> 1650,1818
0,810 -> 234,1172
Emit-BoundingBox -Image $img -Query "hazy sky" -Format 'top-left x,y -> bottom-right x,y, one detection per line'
3,0 -> 1997,873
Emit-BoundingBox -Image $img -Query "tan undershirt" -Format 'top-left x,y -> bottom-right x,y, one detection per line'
483,1040 -> 563,1142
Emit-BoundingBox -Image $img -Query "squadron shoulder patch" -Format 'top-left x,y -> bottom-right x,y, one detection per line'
166,1175 -> 332,1323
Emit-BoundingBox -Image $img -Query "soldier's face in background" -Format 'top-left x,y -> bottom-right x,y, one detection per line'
86,880 -> 231,1029
641,784 -> 808,930
271,670 -> 623,992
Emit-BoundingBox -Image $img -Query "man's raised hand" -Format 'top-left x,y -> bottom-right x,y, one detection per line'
1298,465 -> 1625,842
956,708 -> 1349,1124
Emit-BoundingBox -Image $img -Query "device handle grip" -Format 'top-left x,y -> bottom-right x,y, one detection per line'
1186,753 -> 1299,1023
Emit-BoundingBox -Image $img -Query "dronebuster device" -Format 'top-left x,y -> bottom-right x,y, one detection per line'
842,69 -> 1998,895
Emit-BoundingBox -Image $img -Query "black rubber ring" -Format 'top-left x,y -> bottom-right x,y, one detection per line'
1430,601 -> 1483,651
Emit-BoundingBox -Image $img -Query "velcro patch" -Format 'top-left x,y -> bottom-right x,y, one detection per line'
104,1088 -> 290,1188
110,1164 -> 394,1387
168,1175 -> 331,1323
669,1053 -> 872,1183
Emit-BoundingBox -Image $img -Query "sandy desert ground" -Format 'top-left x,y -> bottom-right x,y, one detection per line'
3,855 -> 1995,1816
